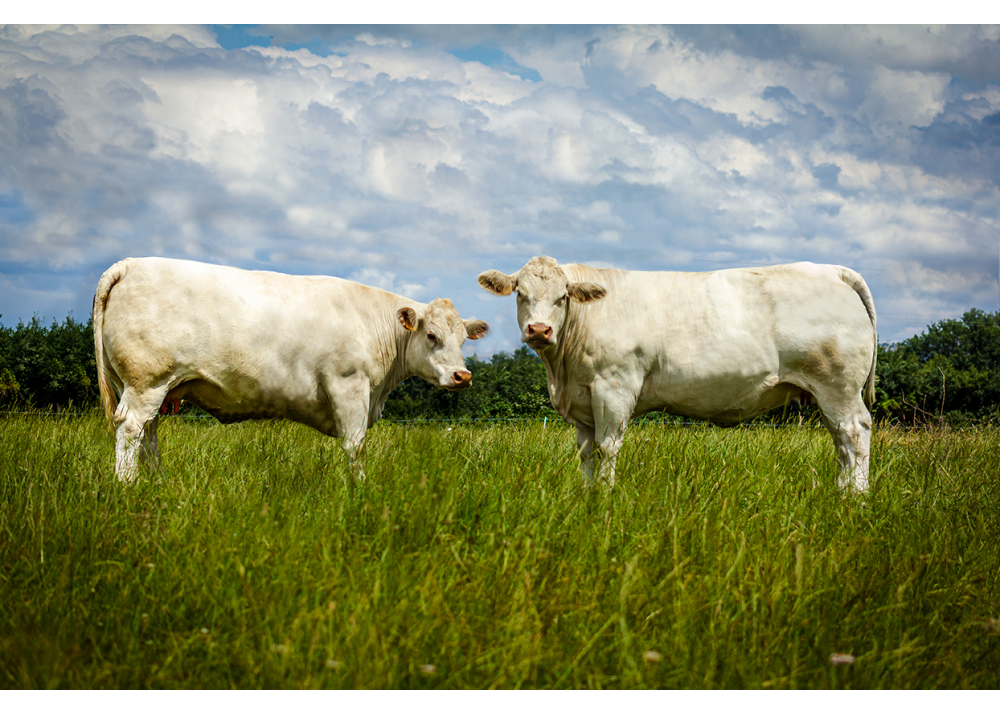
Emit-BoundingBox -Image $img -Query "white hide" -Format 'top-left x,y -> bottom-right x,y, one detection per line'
93,257 -> 487,482
478,256 -> 877,491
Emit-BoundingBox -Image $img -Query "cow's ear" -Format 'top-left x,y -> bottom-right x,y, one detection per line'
478,270 -> 515,296
397,306 -> 418,331
568,281 -> 607,303
464,319 -> 489,340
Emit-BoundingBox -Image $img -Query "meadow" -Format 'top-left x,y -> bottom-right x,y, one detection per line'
1,412 -> 998,689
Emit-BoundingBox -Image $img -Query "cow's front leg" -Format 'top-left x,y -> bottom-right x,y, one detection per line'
328,376 -> 371,480
575,424 -> 597,486
591,383 -> 636,489
341,426 -> 367,480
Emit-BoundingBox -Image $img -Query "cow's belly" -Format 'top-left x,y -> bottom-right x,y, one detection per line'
551,364 -> 807,427
170,378 -> 340,436
635,369 -> 806,425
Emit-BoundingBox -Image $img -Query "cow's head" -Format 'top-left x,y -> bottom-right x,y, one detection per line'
397,298 -> 488,390
477,256 -> 606,351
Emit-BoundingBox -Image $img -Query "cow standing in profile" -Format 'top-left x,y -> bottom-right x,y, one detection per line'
93,257 -> 488,482
478,256 -> 877,491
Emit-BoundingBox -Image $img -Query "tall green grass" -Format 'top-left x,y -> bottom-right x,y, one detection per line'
1,413 -> 998,688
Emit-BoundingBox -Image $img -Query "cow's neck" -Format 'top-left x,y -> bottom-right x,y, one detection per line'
536,337 -> 578,421
535,302 -> 597,421
386,328 -> 413,394
367,313 -> 413,412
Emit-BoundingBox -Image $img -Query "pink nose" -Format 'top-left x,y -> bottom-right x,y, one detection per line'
452,370 -> 472,388
526,323 -> 553,341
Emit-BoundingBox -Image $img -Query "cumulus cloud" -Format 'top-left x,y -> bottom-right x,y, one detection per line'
0,23 -> 998,353
347,267 -> 442,303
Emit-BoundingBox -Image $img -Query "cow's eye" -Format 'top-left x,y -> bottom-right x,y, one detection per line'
428,332 -> 437,343
557,294 -> 568,305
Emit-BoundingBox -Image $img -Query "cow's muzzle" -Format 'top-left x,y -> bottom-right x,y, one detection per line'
524,322 -> 554,349
446,370 -> 472,391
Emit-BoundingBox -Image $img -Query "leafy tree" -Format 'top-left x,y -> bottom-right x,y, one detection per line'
3,308 -> 1000,425
381,346 -> 558,421
0,315 -> 97,409
0,367 -> 20,403
874,309 -> 1000,424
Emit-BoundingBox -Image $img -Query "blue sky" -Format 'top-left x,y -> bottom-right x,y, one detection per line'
1,23 -> 998,354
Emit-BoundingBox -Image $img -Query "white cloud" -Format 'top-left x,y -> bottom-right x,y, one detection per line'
0,24 -> 997,347
348,268 -> 441,302
795,25 -> 995,74
857,66 -> 950,129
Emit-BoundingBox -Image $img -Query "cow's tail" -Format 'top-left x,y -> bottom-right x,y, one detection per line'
92,259 -> 131,428
837,266 -> 878,410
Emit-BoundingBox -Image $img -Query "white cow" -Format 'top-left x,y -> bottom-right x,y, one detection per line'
93,257 -> 488,482
478,256 -> 877,491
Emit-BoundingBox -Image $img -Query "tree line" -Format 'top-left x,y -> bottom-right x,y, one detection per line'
2,309 -> 999,425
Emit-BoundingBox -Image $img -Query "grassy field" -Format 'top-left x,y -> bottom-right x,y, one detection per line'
1,412 -> 998,689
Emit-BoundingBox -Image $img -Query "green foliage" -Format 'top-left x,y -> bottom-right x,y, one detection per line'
875,309 -> 1000,425
0,315 -> 97,409
1,414 -> 999,688
0,367 -> 21,403
382,346 -> 559,421
4,308 -> 1000,426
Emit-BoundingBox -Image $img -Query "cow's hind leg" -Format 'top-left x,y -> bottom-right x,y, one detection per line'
140,414 -> 161,472
114,386 -> 168,483
816,393 -> 872,492
575,424 -> 597,485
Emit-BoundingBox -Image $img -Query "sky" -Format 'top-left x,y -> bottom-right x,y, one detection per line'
1,22 -> 999,356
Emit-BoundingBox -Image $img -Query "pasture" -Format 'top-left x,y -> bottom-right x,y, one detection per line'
1,412 -> 998,688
